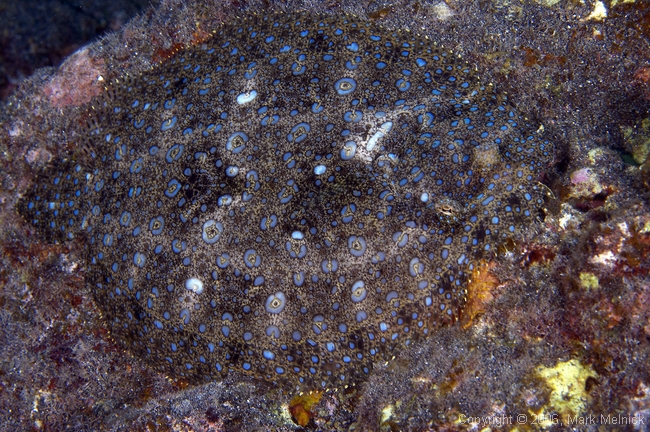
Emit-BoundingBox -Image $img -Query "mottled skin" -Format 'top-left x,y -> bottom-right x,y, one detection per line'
18,13 -> 551,390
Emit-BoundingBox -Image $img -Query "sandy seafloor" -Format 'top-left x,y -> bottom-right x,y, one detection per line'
0,0 -> 649,430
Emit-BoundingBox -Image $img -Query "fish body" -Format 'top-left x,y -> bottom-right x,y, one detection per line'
18,13 -> 551,389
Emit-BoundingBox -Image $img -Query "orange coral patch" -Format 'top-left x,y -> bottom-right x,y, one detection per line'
462,260 -> 499,328
289,391 -> 323,427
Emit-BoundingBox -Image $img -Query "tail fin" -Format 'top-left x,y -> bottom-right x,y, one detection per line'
16,159 -> 93,244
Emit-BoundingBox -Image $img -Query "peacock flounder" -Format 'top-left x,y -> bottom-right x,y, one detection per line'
18,13 -> 552,390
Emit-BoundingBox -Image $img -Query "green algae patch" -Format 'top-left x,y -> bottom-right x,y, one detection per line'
380,403 -> 396,424
587,148 -> 604,165
535,359 -> 597,426
621,118 -> 650,165
640,221 -> 650,234
611,0 -> 636,6
579,272 -> 599,290
583,1 -> 608,21
379,401 -> 403,431
534,0 -> 563,7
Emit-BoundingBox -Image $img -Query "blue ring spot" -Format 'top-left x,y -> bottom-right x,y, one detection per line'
291,62 -> 306,75
165,144 -> 184,163
348,235 -> 367,257
340,141 -> 357,160
244,249 -> 261,268
133,252 -> 146,268
202,220 -> 223,244
216,253 -> 230,268
396,78 -> 411,92
130,158 -> 143,174
218,195 -> 233,207
226,132 -> 248,153
287,123 -> 310,143
265,292 -> 287,314
226,166 -> 239,177
343,110 -> 363,123
161,116 -> 177,131
119,211 -> 131,227
351,280 -> 367,303
164,179 -> 181,198
334,78 -> 357,96
149,216 -> 164,235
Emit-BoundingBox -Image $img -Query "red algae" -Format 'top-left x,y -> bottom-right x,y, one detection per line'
43,48 -> 106,108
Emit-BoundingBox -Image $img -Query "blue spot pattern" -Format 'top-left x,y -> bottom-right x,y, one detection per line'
16,13 -> 552,391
